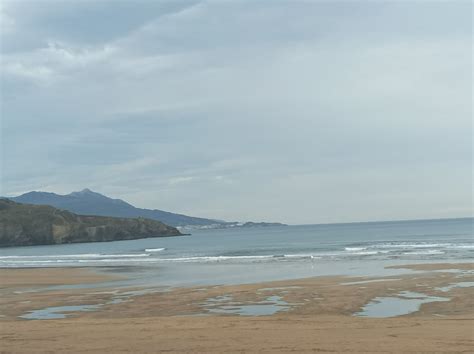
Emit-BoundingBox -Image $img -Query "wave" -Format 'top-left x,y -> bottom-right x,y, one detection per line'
0,254 -> 287,264
0,258 -> 158,264
350,251 -> 380,255
402,250 -> 446,255
372,242 -> 453,249
450,245 -> 474,249
0,253 -> 150,259
145,248 -> 166,252
351,242 -> 474,250
148,251 -> 386,263
156,255 -> 279,262
0,251 -> 399,266
345,247 -> 367,251
1,241 -> 469,267
0,260 -> 75,264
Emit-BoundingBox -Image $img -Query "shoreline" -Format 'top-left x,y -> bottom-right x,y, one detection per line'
1,263 -> 473,318
1,263 -> 473,353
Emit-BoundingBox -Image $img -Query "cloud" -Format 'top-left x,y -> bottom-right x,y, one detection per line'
0,0 -> 200,52
1,0 -> 472,223
168,176 -> 196,185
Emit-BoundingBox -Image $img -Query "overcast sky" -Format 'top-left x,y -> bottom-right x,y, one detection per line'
1,0 -> 472,224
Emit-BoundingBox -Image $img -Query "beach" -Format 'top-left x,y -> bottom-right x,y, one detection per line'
3,0 -> 472,351
1,263 -> 473,353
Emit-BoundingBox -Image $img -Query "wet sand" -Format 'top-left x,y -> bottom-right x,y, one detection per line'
1,263 -> 473,353
0,267 -> 119,287
388,262 -> 474,271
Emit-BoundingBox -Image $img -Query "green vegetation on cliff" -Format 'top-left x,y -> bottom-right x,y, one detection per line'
0,199 -> 182,247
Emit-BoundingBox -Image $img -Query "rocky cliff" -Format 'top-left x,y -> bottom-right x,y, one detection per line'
0,199 -> 182,247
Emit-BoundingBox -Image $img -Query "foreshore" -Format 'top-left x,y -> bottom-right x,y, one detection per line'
1,263 -> 473,353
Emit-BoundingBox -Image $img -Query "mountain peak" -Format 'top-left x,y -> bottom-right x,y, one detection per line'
69,188 -> 103,197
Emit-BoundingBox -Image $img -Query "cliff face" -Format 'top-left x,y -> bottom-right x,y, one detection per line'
0,199 -> 182,247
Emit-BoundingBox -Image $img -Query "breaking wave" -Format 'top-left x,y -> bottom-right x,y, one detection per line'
144,248 -> 166,252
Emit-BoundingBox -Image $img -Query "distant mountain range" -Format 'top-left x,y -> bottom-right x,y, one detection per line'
8,189 -> 220,227
7,189 -> 286,228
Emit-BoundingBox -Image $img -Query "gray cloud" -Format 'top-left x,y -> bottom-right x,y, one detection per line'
1,0 -> 472,223
1,0 -> 199,52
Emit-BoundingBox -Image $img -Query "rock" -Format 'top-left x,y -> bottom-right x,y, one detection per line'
0,199 -> 182,247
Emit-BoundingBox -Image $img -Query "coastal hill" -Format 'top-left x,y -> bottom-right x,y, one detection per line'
0,199 -> 182,247
9,189 -> 220,227
8,189 -> 287,228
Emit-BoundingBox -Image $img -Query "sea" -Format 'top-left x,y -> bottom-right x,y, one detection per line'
1,218 -> 472,287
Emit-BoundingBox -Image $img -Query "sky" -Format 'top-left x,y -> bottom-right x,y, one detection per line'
0,0 -> 472,224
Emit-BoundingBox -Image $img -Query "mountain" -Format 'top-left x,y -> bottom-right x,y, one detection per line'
9,189 -> 220,227
0,199 -> 182,247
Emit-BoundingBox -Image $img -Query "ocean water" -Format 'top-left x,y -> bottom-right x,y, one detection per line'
1,218 -> 472,287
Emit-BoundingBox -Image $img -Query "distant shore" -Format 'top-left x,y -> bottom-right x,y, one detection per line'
0,263 -> 472,353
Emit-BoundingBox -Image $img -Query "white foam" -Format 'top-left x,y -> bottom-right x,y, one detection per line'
350,251 -> 379,255
77,258 -> 159,263
0,260 -> 83,264
0,253 -> 150,260
145,248 -> 166,252
158,255 -> 278,262
154,251 -> 382,263
281,254 -> 314,259
402,250 -> 445,255
374,243 -> 452,249
345,247 -> 366,251
147,254 -> 314,263
0,254 -> 103,259
450,245 -> 474,249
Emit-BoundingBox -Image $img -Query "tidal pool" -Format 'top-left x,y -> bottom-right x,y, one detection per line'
18,287 -> 163,320
203,294 -> 290,316
341,278 -> 401,285
19,304 -> 102,320
436,281 -> 474,292
354,291 -> 449,318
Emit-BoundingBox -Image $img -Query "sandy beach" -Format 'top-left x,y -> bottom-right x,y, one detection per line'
1,263 -> 473,353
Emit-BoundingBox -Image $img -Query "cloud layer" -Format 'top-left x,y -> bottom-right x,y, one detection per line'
1,0 -> 472,223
